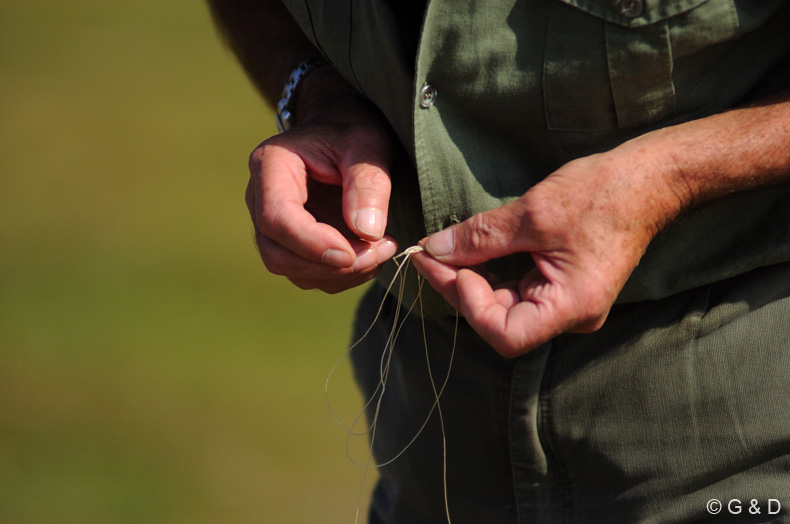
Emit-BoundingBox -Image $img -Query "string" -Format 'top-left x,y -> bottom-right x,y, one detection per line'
418,266 -> 457,524
324,245 -> 456,524
324,246 -> 424,439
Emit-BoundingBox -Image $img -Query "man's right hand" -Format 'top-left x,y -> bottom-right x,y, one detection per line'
245,67 -> 398,293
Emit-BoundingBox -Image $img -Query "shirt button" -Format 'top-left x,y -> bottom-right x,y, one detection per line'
419,83 -> 437,109
620,0 -> 644,18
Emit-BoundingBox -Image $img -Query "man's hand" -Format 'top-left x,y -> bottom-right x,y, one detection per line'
414,91 -> 790,357
412,142 -> 684,357
209,1 -> 397,293
246,69 -> 398,293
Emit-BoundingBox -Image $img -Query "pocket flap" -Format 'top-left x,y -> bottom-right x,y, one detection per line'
554,0 -> 710,27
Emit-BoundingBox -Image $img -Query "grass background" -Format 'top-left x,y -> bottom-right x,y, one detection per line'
0,2 -> 373,522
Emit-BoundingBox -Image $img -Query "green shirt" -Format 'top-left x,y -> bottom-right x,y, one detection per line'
283,0 -> 790,317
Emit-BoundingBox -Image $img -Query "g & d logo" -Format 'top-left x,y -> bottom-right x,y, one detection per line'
707,498 -> 782,516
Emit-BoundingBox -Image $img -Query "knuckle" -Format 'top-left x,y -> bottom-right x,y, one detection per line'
288,278 -> 318,291
520,192 -> 564,244
247,144 -> 266,172
256,201 -> 286,238
572,319 -> 606,334
247,140 -> 281,173
572,291 -> 611,333
290,277 -> 356,294
260,253 -> 287,277
464,214 -> 501,251
344,164 -> 392,208
353,168 -> 390,193
323,284 -> 349,295
527,199 -> 556,233
493,341 -> 526,359
461,207 -> 526,253
244,181 -> 255,212
255,237 -> 288,276
585,318 -> 607,333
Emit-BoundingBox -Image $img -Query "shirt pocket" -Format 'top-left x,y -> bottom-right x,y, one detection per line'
544,0 -> 738,131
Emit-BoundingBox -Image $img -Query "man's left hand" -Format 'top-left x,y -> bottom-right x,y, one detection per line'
412,145 -> 683,357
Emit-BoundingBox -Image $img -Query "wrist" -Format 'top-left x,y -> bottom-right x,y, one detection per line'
275,55 -> 329,132
273,60 -> 396,167
612,130 -> 695,233
617,93 -> 790,223
290,66 -> 370,127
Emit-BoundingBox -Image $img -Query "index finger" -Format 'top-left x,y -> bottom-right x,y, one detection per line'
248,143 -> 356,267
454,269 -> 568,357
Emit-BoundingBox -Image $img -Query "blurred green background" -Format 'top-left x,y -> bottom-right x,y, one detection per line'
0,2 -> 373,522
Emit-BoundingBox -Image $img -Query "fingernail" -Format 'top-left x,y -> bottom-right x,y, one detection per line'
351,248 -> 377,272
425,228 -> 455,257
322,249 -> 353,268
354,208 -> 385,238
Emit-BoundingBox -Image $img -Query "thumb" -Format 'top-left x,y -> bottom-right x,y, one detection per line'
342,160 -> 392,241
423,202 -> 530,266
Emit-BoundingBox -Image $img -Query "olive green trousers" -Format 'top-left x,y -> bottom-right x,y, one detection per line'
350,262 -> 790,524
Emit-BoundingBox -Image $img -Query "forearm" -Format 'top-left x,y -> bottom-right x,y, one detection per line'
207,0 -> 368,129
623,90 -> 790,233
206,0 -> 320,106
